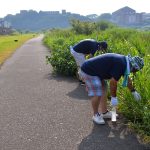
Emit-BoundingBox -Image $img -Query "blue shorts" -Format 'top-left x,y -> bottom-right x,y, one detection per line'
81,71 -> 103,96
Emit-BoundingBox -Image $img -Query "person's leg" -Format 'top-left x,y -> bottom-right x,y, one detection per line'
91,96 -> 101,115
99,91 -> 107,113
98,80 -> 112,119
82,75 -> 103,115
91,96 -> 105,124
99,81 -> 108,113
82,74 -> 105,124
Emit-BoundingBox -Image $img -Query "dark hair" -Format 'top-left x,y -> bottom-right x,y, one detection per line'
100,41 -> 108,50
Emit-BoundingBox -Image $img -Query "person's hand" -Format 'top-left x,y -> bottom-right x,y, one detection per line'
111,97 -> 118,106
132,91 -> 141,101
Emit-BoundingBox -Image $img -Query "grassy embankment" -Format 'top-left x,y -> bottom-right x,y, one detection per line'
0,34 -> 36,65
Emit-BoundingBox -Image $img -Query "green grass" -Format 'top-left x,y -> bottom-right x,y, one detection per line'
44,28 -> 150,144
0,34 -> 36,65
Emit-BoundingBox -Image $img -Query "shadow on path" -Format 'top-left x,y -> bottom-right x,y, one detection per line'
45,72 -> 89,100
66,84 -> 89,100
78,119 -> 148,150
44,72 -> 77,83
44,72 -> 149,150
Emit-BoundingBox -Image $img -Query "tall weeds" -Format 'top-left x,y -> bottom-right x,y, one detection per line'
44,26 -> 150,142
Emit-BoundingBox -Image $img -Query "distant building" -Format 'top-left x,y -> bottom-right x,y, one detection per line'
66,12 -> 71,15
0,19 -> 12,35
143,13 -> 150,20
48,11 -> 60,15
62,10 -> 72,15
112,6 -> 143,25
0,20 -> 11,28
62,9 -> 66,14
20,10 -> 28,14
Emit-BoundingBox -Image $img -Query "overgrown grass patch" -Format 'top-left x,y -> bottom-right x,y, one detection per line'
44,26 -> 150,144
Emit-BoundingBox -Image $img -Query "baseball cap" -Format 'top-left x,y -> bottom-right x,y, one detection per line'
127,54 -> 144,71
98,41 -> 108,50
99,41 -> 108,50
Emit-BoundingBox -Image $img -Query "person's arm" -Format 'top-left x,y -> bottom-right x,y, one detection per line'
110,78 -> 118,106
127,77 -> 141,100
127,77 -> 135,92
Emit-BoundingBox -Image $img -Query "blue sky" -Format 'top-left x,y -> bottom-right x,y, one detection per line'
0,0 -> 149,18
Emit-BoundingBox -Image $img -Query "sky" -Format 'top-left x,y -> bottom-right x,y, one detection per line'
0,0 -> 149,18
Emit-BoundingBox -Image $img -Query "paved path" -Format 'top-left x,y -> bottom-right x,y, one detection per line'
0,35 -> 148,150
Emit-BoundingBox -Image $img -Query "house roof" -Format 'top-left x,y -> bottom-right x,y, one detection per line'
112,6 -> 136,15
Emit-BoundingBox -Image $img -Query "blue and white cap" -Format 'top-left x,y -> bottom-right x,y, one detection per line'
127,54 -> 144,71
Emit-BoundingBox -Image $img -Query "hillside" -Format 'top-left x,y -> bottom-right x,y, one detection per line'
4,10 -> 91,32
2,7 -> 150,32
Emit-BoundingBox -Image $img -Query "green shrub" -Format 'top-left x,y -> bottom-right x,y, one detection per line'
44,27 -> 150,142
70,19 -> 95,35
46,48 -> 77,76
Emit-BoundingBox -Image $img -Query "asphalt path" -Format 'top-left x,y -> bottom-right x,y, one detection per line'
0,35 -> 148,150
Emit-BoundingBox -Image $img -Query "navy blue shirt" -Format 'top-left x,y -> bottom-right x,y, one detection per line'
81,53 -> 126,81
73,39 -> 100,56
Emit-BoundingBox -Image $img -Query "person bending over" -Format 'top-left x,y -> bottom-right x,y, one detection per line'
70,39 -> 108,85
81,53 -> 144,124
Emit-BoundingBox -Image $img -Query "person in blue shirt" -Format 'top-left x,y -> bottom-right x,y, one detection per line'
70,39 -> 108,85
81,53 -> 144,124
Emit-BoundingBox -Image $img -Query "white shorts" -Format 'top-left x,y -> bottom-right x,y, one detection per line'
70,46 -> 85,67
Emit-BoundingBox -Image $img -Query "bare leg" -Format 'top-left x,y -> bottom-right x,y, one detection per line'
91,96 -> 101,115
99,90 -> 107,113
99,81 -> 108,113
91,95 -> 105,124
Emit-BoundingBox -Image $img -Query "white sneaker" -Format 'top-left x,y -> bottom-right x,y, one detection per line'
92,113 -> 105,124
102,110 -> 118,119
